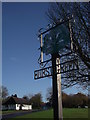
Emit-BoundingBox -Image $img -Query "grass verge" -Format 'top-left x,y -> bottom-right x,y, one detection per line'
15,108 -> 88,119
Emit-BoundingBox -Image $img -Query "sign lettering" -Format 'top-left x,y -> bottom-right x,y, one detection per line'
34,67 -> 52,79
34,59 -> 78,80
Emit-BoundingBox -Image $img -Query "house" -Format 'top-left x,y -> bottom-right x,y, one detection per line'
2,96 -> 32,111
41,102 -> 51,110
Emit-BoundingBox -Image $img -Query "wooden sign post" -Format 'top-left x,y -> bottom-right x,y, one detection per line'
52,54 -> 63,120
52,54 -> 59,120
56,57 -> 63,120
34,15 -> 74,120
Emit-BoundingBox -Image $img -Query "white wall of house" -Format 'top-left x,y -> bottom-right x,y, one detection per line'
16,104 -> 32,110
2,104 -> 32,110
22,104 -> 32,110
16,104 -> 21,110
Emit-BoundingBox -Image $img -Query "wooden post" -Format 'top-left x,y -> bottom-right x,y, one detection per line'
40,34 -> 43,63
52,54 -> 63,120
56,57 -> 63,120
69,19 -> 73,51
52,54 -> 59,120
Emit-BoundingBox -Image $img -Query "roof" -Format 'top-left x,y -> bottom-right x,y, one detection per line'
2,96 -> 30,105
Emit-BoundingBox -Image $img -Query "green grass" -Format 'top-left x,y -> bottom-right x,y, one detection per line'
15,108 -> 88,119
63,108 -> 88,118
0,111 -> 2,115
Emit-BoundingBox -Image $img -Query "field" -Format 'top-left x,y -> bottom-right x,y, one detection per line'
15,108 -> 88,119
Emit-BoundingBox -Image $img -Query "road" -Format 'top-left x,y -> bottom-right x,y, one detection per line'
2,110 -> 39,119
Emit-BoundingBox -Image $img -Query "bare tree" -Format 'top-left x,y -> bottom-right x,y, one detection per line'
46,87 -> 53,107
0,86 -> 9,99
29,93 -> 43,109
44,2 -> 90,89
46,87 -> 88,108
23,93 -> 33,100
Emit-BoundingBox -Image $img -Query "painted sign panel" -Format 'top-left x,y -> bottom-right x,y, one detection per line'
43,23 -> 70,55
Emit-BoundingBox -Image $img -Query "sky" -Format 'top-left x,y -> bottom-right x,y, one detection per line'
2,2 -> 88,102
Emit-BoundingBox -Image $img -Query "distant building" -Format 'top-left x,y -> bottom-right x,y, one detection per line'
2,96 -> 32,110
41,102 -> 52,110
41,103 -> 47,110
